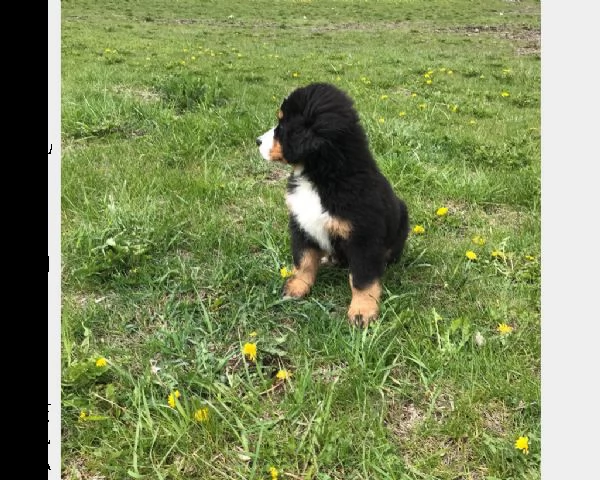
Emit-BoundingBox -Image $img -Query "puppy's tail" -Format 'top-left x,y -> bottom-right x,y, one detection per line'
387,197 -> 410,265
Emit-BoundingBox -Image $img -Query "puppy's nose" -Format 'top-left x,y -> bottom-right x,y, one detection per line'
256,138 -> 262,147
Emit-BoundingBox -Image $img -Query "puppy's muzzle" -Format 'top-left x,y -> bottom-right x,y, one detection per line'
257,128 -> 275,161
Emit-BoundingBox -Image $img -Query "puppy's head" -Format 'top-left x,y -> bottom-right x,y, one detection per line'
256,83 -> 360,170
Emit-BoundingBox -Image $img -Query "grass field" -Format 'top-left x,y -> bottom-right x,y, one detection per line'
60,1 -> 541,478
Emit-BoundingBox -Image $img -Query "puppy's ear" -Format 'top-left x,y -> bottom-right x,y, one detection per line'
282,125 -> 325,165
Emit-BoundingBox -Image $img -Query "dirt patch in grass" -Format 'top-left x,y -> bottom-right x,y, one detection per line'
385,400 -> 425,439
515,43 -> 540,56
441,199 -> 472,218
442,24 -> 540,55
112,85 -> 161,102
70,292 -> 113,307
481,203 -> 527,229
401,434 -> 485,479
312,362 -> 348,384
390,396 -> 514,477
309,21 -> 412,33
263,166 -> 289,184
223,203 -> 245,227
160,18 -> 412,32
481,400 -> 511,436
430,200 -> 528,231
460,24 -> 539,41
62,457 -> 106,480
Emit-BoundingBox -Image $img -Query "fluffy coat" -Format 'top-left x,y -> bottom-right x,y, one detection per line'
256,83 -> 409,326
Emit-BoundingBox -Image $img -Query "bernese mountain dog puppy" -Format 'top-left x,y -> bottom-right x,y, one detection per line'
256,82 -> 409,326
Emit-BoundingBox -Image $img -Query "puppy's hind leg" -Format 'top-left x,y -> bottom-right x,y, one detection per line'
347,247 -> 385,327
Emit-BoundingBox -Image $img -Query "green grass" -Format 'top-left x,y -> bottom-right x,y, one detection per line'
61,1 -> 541,478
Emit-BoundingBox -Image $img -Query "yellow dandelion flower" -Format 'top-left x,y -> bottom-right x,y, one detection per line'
411,92 -> 417,97
436,207 -> 448,216
497,323 -> 514,335
167,390 -> 181,408
447,70 -> 454,75
398,111 -> 406,117
418,103 -> 427,110
424,72 -> 431,79
378,117 -> 385,124
491,250 -> 506,259
242,342 -> 257,362
412,225 -> 425,234
502,68 -> 512,74
501,91 -> 510,97
279,266 -> 293,278
469,119 -> 477,125
449,104 -> 458,112
524,255 -> 535,261
292,72 -> 300,78
276,369 -> 292,380
269,466 -> 279,480
465,250 -> 478,261
79,410 -> 88,421
194,407 -> 209,422
95,357 -> 107,368
471,235 -> 486,246
515,436 -> 529,454
191,56 -> 196,61
425,79 -> 432,85
380,94 -> 388,100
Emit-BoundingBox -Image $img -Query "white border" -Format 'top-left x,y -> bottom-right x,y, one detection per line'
48,0 -> 60,476
541,2 -> 599,478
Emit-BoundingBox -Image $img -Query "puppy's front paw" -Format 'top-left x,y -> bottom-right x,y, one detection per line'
282,277 -> 311,299
347,300 -> 379,328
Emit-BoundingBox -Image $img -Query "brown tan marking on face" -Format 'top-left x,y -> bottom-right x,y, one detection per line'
269,138 -> 287,163
277,109 -> 284,120
347,275 -> 382,327
283,248 -> 322,298
326,217 -> 353,239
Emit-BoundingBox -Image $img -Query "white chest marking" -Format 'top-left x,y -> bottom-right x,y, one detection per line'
286,175 -> 333,253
